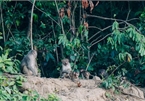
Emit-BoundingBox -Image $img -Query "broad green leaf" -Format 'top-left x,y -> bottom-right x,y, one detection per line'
0,63 -> 4,67
5,87 -> 11,94
9,81 -> 15,86
6,66 -> 13,72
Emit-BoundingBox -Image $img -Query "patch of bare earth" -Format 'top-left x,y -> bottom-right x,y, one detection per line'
21,76 -> 145,101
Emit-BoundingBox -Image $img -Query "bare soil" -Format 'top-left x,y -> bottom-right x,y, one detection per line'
20,76 -> 145,101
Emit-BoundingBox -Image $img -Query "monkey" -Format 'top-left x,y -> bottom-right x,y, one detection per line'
80,69 -> 93,80
69,71 -> 80,82
98,69 -> 108,79
60,58 -> 80,82
21,50 -> 39,76
60,58 -> 72,78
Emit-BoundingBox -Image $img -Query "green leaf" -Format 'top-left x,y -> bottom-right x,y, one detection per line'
40,21 -> 46,29
9,81 -> 15,86
6,66 -> 13,72
0,36 -> 3,39
5,87 -> 11,94
16,81 -> 23,86
0,63 -> 4,67
5,61 -> 13,66
70,55 -> 75,61
84,29 -> 88,40
73,38 -> 80,47
112,21 -> 119,30
78,25 -> 84,34
16,20 -> 20,26
58,34 -> 69,47
98,44 -> 101,49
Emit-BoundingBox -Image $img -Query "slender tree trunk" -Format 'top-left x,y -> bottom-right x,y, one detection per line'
30,0 -> 36,50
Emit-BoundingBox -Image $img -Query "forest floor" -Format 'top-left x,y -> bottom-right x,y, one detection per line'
21,76 -> 145,101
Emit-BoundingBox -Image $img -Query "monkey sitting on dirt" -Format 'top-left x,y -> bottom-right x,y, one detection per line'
69,71 -> 80,82
60,58 -> 80,82
60,58 -> 72,78
21,50 -> 39,76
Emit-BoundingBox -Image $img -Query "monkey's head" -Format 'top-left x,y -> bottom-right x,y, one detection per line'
80,69 -> 87,73
98,69 -> 108,79
61,58 -> 69,66
73,71 -> 80,77
28,50 -> 37,58
98,69 -> 106,75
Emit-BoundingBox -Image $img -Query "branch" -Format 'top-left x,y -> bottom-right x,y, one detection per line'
108,62 -> 126,77
0,2 -> 5,43
51,21 -> 59,63
88,18 -> 139,41
41,31 -> 52,40
88,26 -> 102,31
87,14 -> 129,22
85,52 -> 95,71
28,0 -> 60,26
126,10 -> 131,21
8,28 -> 20,45
54,0 -> 65,35
90,35 -> 102,45
30,0 -> 36,50
54,0 -> 65,58
71,1 -> 78,33
89,33 -> 112,48
88,25 -> 112,41
108,57 -> 139,78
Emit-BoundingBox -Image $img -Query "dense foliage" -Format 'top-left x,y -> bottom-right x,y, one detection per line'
0,0 -> 145,97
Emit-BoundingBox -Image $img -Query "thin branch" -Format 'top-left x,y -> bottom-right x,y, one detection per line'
87,14 -> 125,22
88,26 -> 102,31
125,2 -> 131,27
51,21 -> 59,63
88,24 -> 112,41
87,11 -> 138,23
71,1 -> 78,33
41,31 -> 52,40
88,18 -> 139,41
0,2 -> 5,43
6,2 -> 17,42
28,0 -> 60,26
126,10 -> 131,21
72,48 -> 82,70
54,0 -> 65,35
108,57 -> 139,78
127,18 -> 139,21
89,33 -> 112,48
108,62 -> 126,77
125,22 -> 141,34
79,1 -> 82,26
30,0 -> 36,50
90,35 -> 102,45
54,0 -> 65,58
8,28 -> 20,45
85,52 -> 95,71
